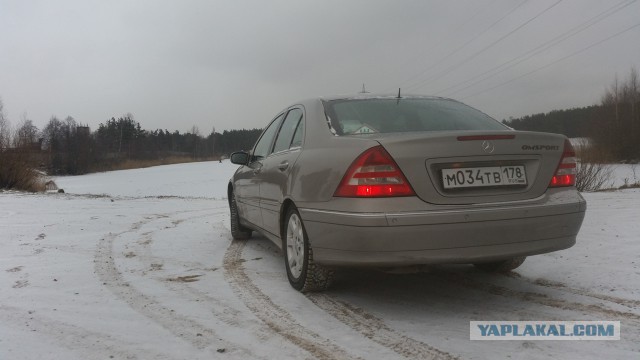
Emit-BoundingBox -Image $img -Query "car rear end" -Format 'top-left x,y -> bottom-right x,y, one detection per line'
297,96 -> 586,266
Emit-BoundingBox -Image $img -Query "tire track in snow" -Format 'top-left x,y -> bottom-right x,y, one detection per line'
436,272 -> 640,323
224,237 -> 460,360
103,207 -> 304,359
134,210 -> 302,351
306,294 -> 460,360
133,211 -> 266,332
0,305 -> 172,360
223,238 -> 361,360
94,211 -> 256,357
503,273 -> 640,309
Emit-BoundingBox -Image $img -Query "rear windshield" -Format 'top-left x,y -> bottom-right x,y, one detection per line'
323,98 -> 507,135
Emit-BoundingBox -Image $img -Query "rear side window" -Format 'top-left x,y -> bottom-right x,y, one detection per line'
323,98 -> 507,135
253,113 -> 284,160
272,108 -> 303,153
290,116 -> 304,148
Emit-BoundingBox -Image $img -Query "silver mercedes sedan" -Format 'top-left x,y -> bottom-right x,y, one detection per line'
228,94 -> 586,292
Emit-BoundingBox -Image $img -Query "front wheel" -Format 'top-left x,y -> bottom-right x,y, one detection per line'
473,256 -> 526,272
284,206 -> 333,292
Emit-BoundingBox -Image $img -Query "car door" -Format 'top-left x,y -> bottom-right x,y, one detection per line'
234,113 -> 284,228
258,107 -> 305,236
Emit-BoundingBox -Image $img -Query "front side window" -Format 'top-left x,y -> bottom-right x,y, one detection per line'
252,113 -> 284,160
323,98 -> 507,135
272,108 -> 303,153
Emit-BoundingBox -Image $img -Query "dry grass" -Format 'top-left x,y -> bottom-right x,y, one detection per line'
94,156 -> 217,172
0,152 -> 46,192
573,139 -> 612,163
619,180 -> 640,189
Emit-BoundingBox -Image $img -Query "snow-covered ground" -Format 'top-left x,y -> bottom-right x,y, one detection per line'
1,160 -> 639,359
53,161 -> 239,198
608,163 -> 639,188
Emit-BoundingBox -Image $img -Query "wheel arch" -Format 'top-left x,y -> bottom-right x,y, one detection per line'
227,182 -> 234,206
280,198 -> 296,246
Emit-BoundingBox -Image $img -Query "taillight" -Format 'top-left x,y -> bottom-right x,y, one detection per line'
334,145 -> 415,197
549,139 -> 576,187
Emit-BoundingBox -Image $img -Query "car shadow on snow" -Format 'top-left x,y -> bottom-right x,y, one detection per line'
332,265 -> 562,312
244,236 -> 607,324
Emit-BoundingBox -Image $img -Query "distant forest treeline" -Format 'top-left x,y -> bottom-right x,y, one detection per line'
0,106 -> 262,175
503,67 -> 640,161
502,106 -> 600,138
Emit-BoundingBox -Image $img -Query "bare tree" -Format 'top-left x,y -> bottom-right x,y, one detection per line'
14,113 -> 40,149
0,97 -> 10,149
211,126 -> 216,158
627,67 -> 639,143
602,74 -> 620,123
43,116 -> 63,150
597,67 -> 640,160
189,125 -> 201,159
0,104 -> 44,191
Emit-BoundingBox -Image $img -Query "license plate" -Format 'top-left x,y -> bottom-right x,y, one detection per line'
441,166 -> 527,189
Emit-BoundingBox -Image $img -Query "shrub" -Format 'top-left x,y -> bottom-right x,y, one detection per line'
0,151 -> 45,192
575,162 -> 613,192
573,139 -> 613,192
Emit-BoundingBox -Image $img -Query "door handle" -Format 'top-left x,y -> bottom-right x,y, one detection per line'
278,161 -> 289,171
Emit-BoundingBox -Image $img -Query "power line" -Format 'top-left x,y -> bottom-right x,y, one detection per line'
394,0 -> 527,92
388,0 -> 499,88
437,0 -> 637,97
460,20 -> 640,100
406,0 -> 564,92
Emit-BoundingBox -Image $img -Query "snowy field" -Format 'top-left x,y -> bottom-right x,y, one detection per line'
607,163 -> 639,188
1,160 -> 639,359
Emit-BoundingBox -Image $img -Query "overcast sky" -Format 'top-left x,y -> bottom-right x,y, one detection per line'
1,0 -> 639,134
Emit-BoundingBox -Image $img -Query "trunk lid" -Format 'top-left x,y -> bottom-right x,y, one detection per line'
370,130 -> 567,205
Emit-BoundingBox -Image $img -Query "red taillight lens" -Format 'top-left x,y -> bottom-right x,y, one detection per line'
549,139 -> 576,187
334,146 -> 415,197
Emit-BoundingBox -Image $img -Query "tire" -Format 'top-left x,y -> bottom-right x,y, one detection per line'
473,256 -> 526,272
229,192 -> 252,240
283,206 -> 333,292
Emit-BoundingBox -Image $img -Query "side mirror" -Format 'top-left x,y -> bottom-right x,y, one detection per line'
230,151 -> 249,165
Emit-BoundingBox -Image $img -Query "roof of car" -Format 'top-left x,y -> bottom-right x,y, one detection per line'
317,93 -> 449,102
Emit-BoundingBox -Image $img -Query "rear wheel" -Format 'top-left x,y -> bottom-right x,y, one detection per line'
474,256 -> 526,272
229,192 -> 252,240
284,206 -> 333,292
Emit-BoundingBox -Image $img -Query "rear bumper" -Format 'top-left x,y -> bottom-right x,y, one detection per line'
299,190 -> 586,266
